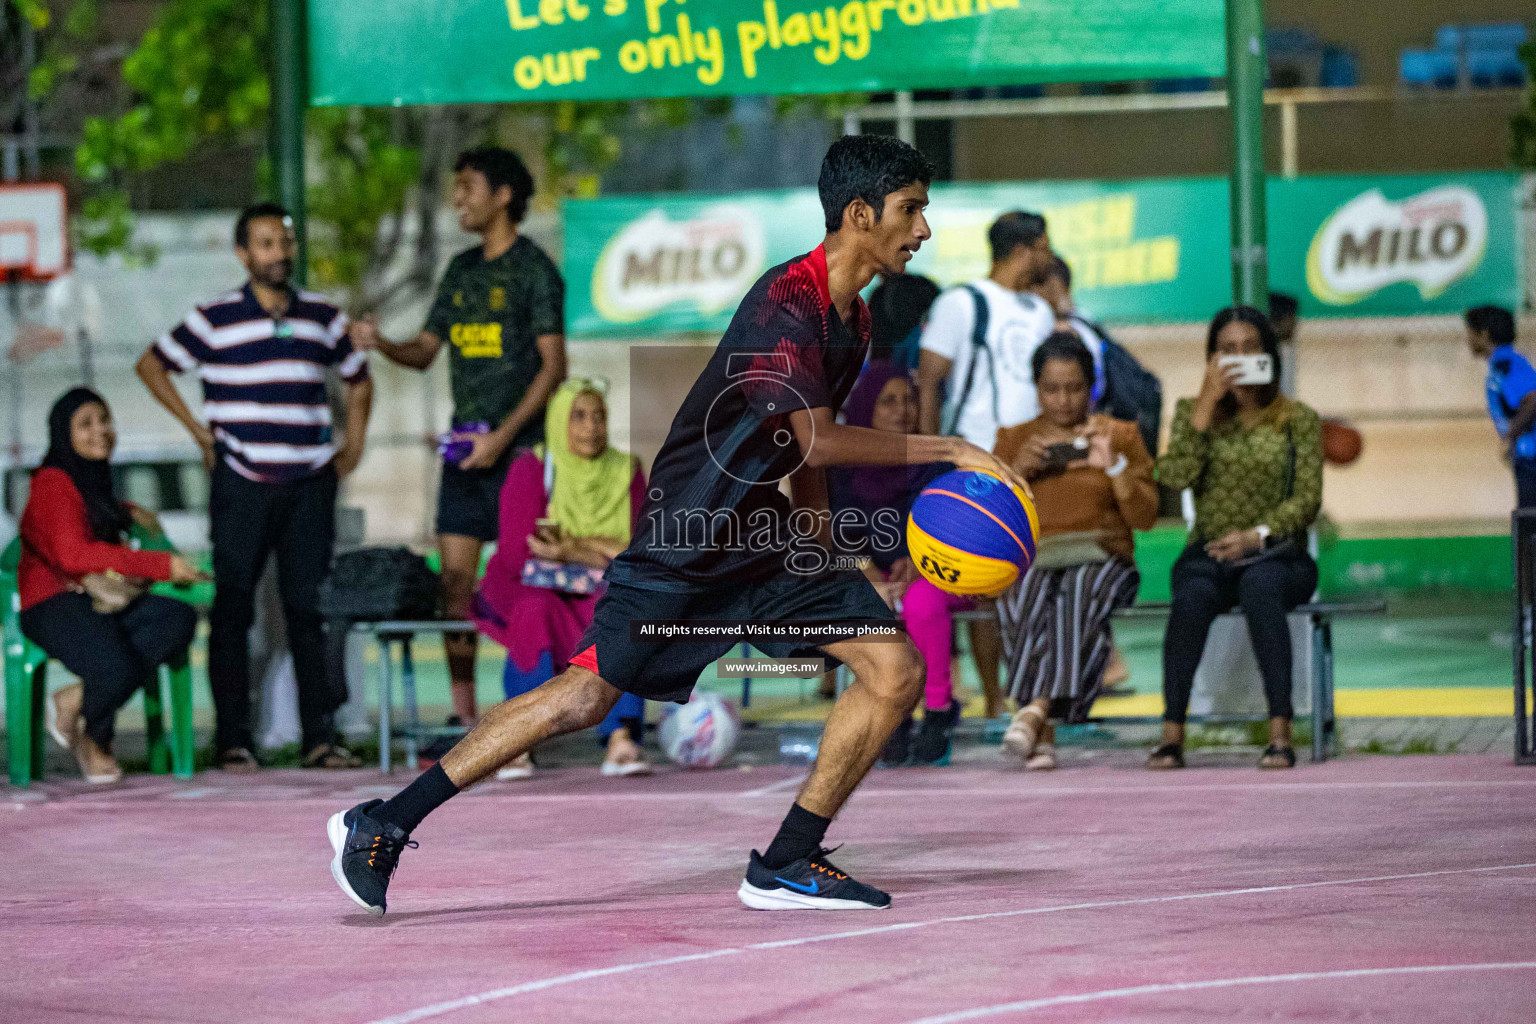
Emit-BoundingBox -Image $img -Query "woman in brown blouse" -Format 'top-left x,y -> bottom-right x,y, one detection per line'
994,333 -> 1158,768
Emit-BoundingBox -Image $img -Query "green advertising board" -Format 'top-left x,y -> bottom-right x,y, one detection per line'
563,172 -> 1521,336
308,0 -> 1224,107
1271,172 -> 1519,319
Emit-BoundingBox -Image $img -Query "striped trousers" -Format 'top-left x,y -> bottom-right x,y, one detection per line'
997,556 -> 1140,723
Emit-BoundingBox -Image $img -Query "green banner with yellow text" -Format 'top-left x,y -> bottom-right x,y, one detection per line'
563,172 -> 1521,336
308,0 -> 1224,106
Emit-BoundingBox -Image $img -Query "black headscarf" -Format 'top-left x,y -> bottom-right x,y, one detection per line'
39,388 -> 130,543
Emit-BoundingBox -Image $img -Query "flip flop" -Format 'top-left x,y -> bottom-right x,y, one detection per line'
302,743 -> 362,769
45,683 -> 83,750
1145,742 -> 1185,770
1258,745 -> 1296,770
217,748 -> 260,774
601,757 -> 654,777
1001,704 -> 1047,761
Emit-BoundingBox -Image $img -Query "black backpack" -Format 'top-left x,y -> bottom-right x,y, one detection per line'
316,547 -> 440,716
1090,321 -> 1163,458
317,546 -> 440,621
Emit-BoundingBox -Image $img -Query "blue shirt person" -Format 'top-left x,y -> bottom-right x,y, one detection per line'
1488,345 -> 1536,461
1466,305 -> 1536,508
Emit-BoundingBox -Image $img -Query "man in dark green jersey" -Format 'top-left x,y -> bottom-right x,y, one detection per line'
353,147 -> 567,728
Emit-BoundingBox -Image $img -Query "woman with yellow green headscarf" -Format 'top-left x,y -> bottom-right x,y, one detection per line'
473,379 -> 650,779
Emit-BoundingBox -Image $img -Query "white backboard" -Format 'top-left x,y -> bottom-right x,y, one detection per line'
0,183 -> 67,281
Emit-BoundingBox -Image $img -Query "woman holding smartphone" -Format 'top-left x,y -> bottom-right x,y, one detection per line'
1149,306 -> 1323,770
472,379 -> 651,779
993,333 -> 1157,769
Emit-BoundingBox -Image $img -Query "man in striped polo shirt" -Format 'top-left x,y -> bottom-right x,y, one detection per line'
137,202 -> 373,773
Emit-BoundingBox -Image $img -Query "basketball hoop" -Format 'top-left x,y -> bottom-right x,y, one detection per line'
0,183 -> 67,282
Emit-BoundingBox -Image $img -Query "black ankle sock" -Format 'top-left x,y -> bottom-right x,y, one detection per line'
760,803 -> 831,869
373,762 -> 459,833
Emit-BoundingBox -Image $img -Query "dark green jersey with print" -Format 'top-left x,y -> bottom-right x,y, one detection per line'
425,236 -> 565,447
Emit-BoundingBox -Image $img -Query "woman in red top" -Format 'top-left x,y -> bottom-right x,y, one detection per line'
19,388 -> 202,783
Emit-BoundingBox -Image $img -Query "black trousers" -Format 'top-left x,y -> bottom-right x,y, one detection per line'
1516,461 -> 1536,510
208,462 -> 338,754
20,592 -> 198,747
1161,544 -> 1318,725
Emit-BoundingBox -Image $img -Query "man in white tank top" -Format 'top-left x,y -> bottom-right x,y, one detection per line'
916,211 -> 1056,451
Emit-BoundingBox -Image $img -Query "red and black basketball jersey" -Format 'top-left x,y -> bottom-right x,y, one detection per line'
611,245 -> 872,591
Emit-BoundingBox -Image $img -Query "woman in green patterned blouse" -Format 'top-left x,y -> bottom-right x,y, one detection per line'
1148,306 -> 1322,771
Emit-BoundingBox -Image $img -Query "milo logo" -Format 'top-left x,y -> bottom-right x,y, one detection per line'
592,206 -> 766,324
1306,185 -> 1487,305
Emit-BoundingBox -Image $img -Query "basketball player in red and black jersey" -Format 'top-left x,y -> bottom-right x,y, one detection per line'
327,136 -> 1028,915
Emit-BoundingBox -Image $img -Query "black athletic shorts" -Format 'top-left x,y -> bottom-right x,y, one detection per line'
435,450 -> 515,541
570,568 -> 897,703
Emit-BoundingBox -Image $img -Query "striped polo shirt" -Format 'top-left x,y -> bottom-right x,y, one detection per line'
154,283 -> 368,482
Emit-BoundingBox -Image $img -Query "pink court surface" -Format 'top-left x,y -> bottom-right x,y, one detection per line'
5,753 -> 1535,1023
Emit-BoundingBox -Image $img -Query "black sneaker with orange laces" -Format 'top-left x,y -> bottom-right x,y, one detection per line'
738,847 -> 891,911
327,800 -> 417,916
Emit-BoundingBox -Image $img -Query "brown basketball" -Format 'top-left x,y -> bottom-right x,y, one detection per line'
1321,419 -> 1363,466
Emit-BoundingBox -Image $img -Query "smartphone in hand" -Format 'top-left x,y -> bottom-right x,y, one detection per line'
1043,437 -> 1089,467
1218,354 -> 1274,386
534,518 -> 561,543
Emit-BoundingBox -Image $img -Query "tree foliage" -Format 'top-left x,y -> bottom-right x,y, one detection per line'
23,0 -> 857,310
69,0 -> 266,263
1511,42 -> 1536,169
4,0 -> 109,141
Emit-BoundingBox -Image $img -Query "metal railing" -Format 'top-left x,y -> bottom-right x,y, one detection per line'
1513,509 -> 1536,764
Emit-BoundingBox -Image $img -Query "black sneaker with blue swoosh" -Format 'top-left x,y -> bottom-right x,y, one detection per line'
738,847 -> 891,910
327,800 -> 417,916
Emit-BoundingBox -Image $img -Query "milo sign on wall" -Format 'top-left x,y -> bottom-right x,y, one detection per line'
1277,173 -> 1515,317
1305,185 -> 1486,304
564,172 -> 1520,337
579,196 -> 810,328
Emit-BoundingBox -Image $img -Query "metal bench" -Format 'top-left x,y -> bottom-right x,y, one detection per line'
948,599 -> 1387,762
358,601 -> 1385,771
352,619 -> 475,773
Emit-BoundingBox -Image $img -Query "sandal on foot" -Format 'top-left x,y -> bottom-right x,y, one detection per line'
217,747 -> 260,774
496,752 -> 535,781
302,743 -> 362,769
601,738 -> 653,777
46,683 -> 84,750
1258,745 -> 1296,770
1024,743 -> 1057,771
76,737 -> 122,784
1001,705 -> 1047,761
1145,743 -> 1185,770
601,754 -> 654,777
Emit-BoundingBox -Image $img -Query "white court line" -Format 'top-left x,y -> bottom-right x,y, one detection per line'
9,776 -> 1535,812
481,779 -> 1536,802
1379,621 -> 1505,652
168,787 -> 224,800
738,772 -> 807,798
359,861 -> 1536,1024
899,962 -> 1536,1023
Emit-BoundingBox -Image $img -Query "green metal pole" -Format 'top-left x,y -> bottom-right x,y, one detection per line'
1225,0 -> 1267,307
270,0 -> 308,285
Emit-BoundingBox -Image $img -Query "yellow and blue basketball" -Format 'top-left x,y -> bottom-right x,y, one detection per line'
907,469 -> 1039,596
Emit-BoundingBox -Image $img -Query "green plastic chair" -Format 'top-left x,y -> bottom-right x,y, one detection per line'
3,536 -> 195,785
